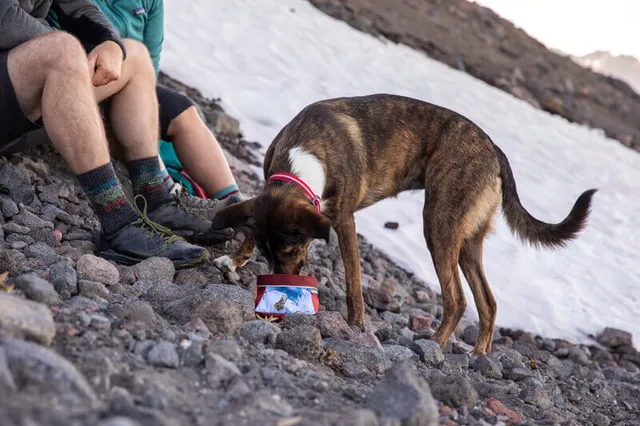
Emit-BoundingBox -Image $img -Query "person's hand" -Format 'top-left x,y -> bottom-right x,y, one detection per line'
87,41 -> 124,87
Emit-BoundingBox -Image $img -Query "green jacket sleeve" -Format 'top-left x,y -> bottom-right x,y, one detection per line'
143,0 -> 164,77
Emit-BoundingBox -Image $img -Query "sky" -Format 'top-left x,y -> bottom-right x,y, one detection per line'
473,0 -> 640,58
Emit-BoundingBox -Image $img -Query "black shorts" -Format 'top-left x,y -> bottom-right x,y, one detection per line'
156,84 -> 194,141
0,51 -> 41,148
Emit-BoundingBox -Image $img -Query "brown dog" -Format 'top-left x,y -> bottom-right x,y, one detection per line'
211,93 -> 596,355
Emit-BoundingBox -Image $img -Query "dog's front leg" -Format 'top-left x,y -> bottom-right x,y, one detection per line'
214,231 -> 256,272
334,216 -> 366,331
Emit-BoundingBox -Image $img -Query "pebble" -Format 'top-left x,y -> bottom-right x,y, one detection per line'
146,341 -> 179,368
76,254 -> 119,285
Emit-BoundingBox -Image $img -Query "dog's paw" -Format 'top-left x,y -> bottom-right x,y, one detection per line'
214,255 -> 237,272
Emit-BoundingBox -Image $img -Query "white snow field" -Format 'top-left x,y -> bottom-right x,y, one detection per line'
161,0 -> 640,344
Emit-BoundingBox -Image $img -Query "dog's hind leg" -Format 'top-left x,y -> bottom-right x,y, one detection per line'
334,215 -> 366,331
423,200 -> 466,348
459,221 -> 497,355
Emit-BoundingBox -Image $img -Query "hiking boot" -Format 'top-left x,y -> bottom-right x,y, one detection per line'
100,195 -> 209,269
138,183 -> 234,243
168,182 -> 244,221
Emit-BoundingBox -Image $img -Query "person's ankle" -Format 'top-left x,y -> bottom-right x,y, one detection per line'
213,184 -> 240,201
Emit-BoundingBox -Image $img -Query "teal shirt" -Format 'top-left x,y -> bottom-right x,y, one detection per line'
91,0 -> 164,77
49,0 -> 164,77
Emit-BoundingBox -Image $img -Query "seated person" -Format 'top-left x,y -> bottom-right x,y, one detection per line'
50,0 -> 245,220
0,0 -> 227,268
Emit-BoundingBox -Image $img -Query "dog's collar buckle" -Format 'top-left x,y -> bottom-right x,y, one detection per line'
268,172 -> 322,214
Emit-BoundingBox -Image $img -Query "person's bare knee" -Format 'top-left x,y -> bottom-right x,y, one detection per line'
167,106 -> 199,137
94,39 -> 155,102
122,39 -> 155,80
8,32 -> 89,121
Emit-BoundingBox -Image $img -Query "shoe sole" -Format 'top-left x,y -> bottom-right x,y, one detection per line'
99,248 -> 210,270
174,228 -> 235,244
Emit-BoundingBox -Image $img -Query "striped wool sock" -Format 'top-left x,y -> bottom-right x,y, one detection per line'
127,157 -> 172,211
213,184 -> 241,201
77,163 -> 139,235
160,166 -> 175,192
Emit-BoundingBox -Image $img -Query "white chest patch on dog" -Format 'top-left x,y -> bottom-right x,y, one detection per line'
288,147 -> 326,210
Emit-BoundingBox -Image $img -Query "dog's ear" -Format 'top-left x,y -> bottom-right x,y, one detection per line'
297,204 -> 332,243
211,198 -> 256,230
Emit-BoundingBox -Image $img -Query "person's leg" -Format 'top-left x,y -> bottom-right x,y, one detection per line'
91,39 -> 172,211
157,86 -> 242,201
4,32 -> 208,267
6,32 -> 137,234
93,41 -> 232,243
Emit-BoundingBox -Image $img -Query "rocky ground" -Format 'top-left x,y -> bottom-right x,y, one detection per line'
1,75 -> 639,426
307,0 -> 640,152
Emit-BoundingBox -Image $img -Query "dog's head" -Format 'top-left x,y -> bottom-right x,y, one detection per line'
212,186 -> 331,274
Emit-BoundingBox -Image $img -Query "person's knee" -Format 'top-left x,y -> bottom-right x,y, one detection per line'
122,39 -> 155,79
168,105 -> 200,136
40,32 -> 88,76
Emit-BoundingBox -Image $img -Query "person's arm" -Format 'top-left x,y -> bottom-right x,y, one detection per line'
0,0 -> 55,50
51,0 -> 127,59
143,0 -> 164,78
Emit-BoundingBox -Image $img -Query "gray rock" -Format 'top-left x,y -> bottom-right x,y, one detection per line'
13,208 -> 54,230
97,417 -> 143,426
275,325 -> 323,362
519,383 -> 553,409
2,221 -> 30,235
40,204 -> 74,224
411,339 -> 445,366
62,230 -> 93,241
471,354 -> 503,379
48,261 -> 78,299
205,351 -> 241,386
462,324 -> 479,345
0,346 -> 17,391
163,290 -> 244,336
569,345 -> 590,366
324,337 -> 390,375
316,310 -> 353,339
383,344 -> 420,363
77,254 -> 119,285
366,361 -> 438,426
24,241 -> 58,265
133,340 -> 154,357
430,374 -> 478,408
6,233 -> 34,245
294,410 -> 379,426
203,283 -> 255,320
90,314 -> 112,331
131,257 -> 175,282
589,412 -> 611,426
597,327 -> 633,349
0,292 -> 56,345
497,348 -> 526,370
1,198 -> 19,218
240,320 -> 281,346
0,162 -> 34,205
133,279 -> 163,295
504,367 -> 534,381
14,272 -> 59,304
10,241 -> 27,250
208,339 -> 242,362
146,341 -> 179,368
109,300 -> 156,325
206,110 -> 240,136
178,340 -> 205,367
2,339 -> 96,403
78,280 -> 110,301
280,312 -> 318,329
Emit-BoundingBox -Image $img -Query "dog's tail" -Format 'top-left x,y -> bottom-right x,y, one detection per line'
494,144 -> 597,249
